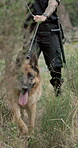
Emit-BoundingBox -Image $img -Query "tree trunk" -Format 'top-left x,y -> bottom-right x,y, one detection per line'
58,3 -> 73,30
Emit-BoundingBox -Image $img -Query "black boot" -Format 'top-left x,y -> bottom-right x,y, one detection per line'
50,67 -> 63,96
50,77 -> 64,97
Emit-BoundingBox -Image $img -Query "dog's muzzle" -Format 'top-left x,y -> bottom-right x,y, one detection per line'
22,85 -> 28,94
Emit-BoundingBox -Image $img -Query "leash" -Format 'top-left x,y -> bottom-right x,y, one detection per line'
25,1 -> 40,56
25,1 -> 34,17
29,23 -> 39,52
26,23 -> 39,58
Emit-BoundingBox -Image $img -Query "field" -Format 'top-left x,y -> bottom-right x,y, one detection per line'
0,43 -> 78,148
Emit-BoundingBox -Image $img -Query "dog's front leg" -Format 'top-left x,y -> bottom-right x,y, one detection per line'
12,104 -> 28,134
27,103 -> 36,135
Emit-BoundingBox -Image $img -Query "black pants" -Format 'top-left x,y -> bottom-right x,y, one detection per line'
30,22 -> 63,87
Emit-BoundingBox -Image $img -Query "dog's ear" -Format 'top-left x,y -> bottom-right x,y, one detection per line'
30,51 -> 38,67
30,52 -> 39,73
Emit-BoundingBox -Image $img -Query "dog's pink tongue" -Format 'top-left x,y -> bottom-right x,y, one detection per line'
18,92 -> 28,106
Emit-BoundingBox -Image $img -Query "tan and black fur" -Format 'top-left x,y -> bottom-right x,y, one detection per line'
11,53 -> 41,135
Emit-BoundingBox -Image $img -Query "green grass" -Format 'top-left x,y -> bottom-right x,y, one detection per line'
0,43 -> 78,148
28,43 -> 78,148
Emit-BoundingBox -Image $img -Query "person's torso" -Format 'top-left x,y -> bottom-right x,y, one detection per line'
34,0 -> 48,14
33,0 -> 58,23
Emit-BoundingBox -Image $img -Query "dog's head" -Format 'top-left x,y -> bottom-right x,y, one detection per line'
16,52 -> 40,106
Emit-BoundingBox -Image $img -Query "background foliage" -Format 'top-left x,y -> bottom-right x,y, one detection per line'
0,1 -> 78,148
63,0 -> 78,26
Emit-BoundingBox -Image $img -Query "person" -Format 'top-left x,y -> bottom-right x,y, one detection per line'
23,0 -> 65,96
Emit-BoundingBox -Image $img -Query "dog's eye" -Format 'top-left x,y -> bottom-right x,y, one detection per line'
28,72 -> 34,79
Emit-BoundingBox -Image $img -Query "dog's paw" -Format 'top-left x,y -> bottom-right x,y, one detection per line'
22,127 -> 29,135
29,128 -> 34,136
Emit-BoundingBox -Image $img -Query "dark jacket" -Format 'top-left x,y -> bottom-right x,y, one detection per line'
33,0 -> 59,23
24,0 -> 60,30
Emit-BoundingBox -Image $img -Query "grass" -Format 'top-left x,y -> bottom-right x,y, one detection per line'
28,43 -> 78,148
0,43 -> 78,148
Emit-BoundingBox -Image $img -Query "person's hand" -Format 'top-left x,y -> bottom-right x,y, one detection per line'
33,15 -> 47,23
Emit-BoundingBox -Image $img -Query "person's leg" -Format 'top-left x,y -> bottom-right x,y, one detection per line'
39,27 -> 63,96
50,67 -> 64,96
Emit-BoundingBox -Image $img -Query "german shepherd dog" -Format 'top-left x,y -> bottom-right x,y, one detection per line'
11,53 -> 41,135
